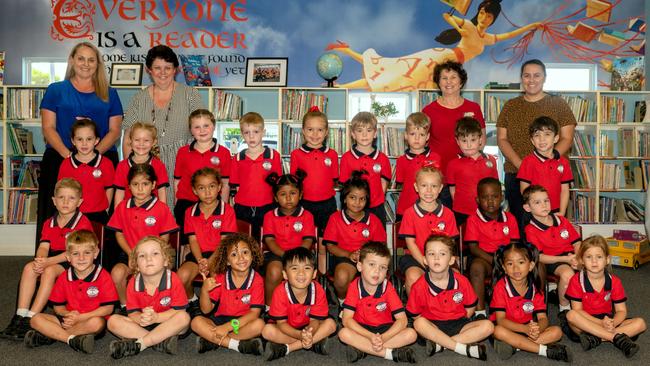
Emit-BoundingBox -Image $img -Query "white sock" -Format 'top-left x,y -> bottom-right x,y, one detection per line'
285,344 -> 291,355
384,348 -> 393,360
67,335 -> 75,344
433,343 -> 443,353
559,304 -> 570,312
228,338 -> 240,351
136,338 -> 147,351
454,342 -> 467,356
475,310 -> 487,316
27,311 -> 35,318
538,344 -> 548,357
189,294 -> 198,302
16,308 -> 29,317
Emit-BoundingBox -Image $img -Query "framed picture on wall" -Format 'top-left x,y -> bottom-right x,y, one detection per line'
245,57 -> 288,87
110,63 -> 143,86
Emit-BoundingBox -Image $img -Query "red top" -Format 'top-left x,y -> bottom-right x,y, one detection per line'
399,202 -> 459,255
565,271 -> 626,317
422,99 -> 485,174
406,269 -> 477,321
126,269 -> 188,313
230,147 -> 282,207
40,210 -> 93,252
290,145 -> 339,201
58,154 -> 115,213
50,265 -> 118,314
446,153 -> 499,215
269,281 -> 329,329
107,197 -> 179,249
517,150 -> 573,211
323,210 -> 387,252
394,148 -> 442,216
184,201 -> 237,253
525,214 -> 581,256
463,209 -> 520,254
343,277 -> 404,327
113,153 -> 169,200
489,277 -> 546,324
209,269 -> 265,317
262,207 -> 316,251
174,139 -> 232,201
339,146 -> 391,208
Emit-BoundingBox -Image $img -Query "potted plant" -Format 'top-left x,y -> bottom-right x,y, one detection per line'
371,100 -> 398,122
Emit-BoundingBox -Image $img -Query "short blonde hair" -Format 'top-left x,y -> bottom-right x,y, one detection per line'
415,166 -> 443,183
350,111 -> 377,131
66,229 -> 98,251
54,178 -> 82,197
406,112 -> 430,132
239,112 -> 264,129
129,236 -> 174,274
188,109 -> 216,129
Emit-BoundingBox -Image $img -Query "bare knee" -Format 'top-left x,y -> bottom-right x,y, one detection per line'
405,269 -> 422,288
338,327 -> 353,343
87,317 -> 106,333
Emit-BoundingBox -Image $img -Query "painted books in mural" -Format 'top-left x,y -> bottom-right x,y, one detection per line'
439,0 -> 470,15
586,0 -> 613,23
630,40 -> 645,55
598,28 -> 625,46
628,18 -> 646,33
179,55 -> 212,87
610,57 -> 644,91
567,22 -> 598,43
0,51 -> 4,85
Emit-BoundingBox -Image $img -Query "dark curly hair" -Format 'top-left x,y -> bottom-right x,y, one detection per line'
145,45 -> 179,69
433,61 -> 468,89
265,169 -> 306,196
210,233 -> 263,274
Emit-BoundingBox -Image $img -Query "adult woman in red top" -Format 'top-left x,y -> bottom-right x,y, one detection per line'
422,61 -> 485,208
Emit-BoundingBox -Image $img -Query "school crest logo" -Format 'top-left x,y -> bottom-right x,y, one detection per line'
437,222 -> 446,231
86,286 -> 99,298
293,221 -> 303,232
92,169 -> 102,178
241,294 -> 251,304
50,0 -> 96,41
362,228 -> 370,238
376,302 -> 387,312
486,160 -> 494,168
210,156 -> 220,165
160,296 -> 171,306
560,229 -> 569,239
452,291 -> 464,304
324,158 -> 332,167
145,216 -> 157,226
262,161 -> 272,171
604,292 -> 611,301
305,306 -> 311,316
212,219 -> 222,229
557,164 -> 564,173
373,163 -> 381,173
522,301 -> 534,313
503,226 -> 510,235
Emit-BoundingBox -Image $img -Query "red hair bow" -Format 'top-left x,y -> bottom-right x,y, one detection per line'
309,106 -> 320,112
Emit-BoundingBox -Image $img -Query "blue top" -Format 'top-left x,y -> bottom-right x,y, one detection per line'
40,80 -> 123,151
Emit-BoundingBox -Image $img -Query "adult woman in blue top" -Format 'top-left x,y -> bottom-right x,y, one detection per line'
36,42 -> 123,241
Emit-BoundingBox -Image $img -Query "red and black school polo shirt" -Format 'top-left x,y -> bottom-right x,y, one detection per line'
126,269 -> 188,313
339,146 -> 391,208
489,276 -> 546,324
517,150 -> 573,212
290,144 -> 339,201
113,153 -> 169,199
50,265 -> 118,314
565,270 -> 627,317
58,153 -> 114,213
269,281 -> 329,329
399,201 -> 459,255
174,139 -> 232,201
406,269 -> 477,321
525,214 -> 580,256
40,210 -> 93,251
323,210 -> 386,252
107,197 -> 178,249
209,269 -> 265,317
446,152 -> 499,215
343,277 -> 404,327
184,201 -> 237,253
230,147 -> 282,207
464,209 -> 520,254
395,147 -> 441,216
262,207 -> 316,251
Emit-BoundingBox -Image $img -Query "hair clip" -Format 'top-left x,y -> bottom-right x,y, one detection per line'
309,106 -> 320,112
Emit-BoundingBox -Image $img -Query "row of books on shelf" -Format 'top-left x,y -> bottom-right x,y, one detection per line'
560,95 -> 596,122
600,129 -> 649,157
571,160 -> 648,190
7,123 -> 38,155
572,130 -> 595,156
376,126 -> 406,157
570,194 -> 646,224
7,190 -> 38,224
600,97 -> 648,124
6,88 -> 44,120
213,90 -> 242,121
281,90 -> 328,121
12,159 -> 40,188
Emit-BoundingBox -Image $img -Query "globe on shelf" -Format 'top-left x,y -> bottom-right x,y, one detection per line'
316,52 -> 343,87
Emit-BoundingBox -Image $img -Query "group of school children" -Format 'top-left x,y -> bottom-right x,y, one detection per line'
1,105 -> 646,362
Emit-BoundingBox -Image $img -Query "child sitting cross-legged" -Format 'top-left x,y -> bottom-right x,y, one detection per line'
25,230 -> 117,353
338,242 -> 417,363
262,247 -> 337,361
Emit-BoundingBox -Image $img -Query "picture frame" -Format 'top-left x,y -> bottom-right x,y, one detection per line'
110,63 -> 143,86
245,57 -> 288,87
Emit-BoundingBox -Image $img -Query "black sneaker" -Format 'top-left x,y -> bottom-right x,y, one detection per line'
0,315 -> 23,339
110,338 -> 141,359
425,340 -> 442,357
238,338 -> 263,355
24,330 -> 54,348
558,310 -> 571,336
579,332 -> 602,351
264,342 -> 288,361
473,313 -> 487,321
68,334 -> 95,354
393,346 -> 416,363
12,316 -> 32,340
187,300 -> 202,319
546,344 -> 571,362
467,343 -> 487,361
345,345 -> 366,363
493,339 -> 515,360
312,337 -> 329,355
152,335 -> 178,355
613,333 -> 639,358
196,336 -> 218,353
